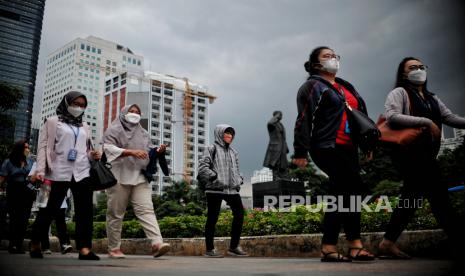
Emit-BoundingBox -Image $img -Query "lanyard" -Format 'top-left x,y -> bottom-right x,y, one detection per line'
67,124 -> 80,148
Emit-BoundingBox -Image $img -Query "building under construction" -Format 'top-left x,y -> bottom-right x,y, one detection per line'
103,71 -> 216,195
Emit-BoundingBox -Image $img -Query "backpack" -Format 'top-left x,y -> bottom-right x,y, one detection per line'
196,145 -> 216,191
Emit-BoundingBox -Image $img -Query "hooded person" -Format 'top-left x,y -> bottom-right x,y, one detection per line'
30,91 -> 101,260
198,124 -> 248,258
103,104 -> 171,259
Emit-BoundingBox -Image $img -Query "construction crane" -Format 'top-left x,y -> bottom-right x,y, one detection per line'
182,77 -> 216,183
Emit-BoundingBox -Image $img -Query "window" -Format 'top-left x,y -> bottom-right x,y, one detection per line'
106,60 -> 111,65
92,47 -> 96,53
81,43 -> 85,50
86,45 -> 90,51
97,49 -> 101,54
137,60 -> 141,66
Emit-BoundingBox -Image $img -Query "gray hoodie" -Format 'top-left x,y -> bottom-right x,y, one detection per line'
198,124 -> 243,194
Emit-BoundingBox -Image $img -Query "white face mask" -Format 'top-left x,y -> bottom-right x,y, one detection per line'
319,58 -> 340,74
67,106 -> 85,117
125,113 -> 141,124
407,69 -> 427,85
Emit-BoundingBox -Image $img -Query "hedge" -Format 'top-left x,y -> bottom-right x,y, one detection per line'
24,198 -> 444,239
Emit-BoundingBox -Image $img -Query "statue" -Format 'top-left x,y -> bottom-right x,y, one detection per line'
263,111 -> 289,180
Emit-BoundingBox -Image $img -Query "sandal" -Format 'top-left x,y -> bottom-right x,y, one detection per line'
377,249 -> 411,260
347,247 -> 375,261
321,251 -> 352,262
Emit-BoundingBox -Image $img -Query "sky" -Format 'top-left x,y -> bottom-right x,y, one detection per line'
32,0 -> 465,190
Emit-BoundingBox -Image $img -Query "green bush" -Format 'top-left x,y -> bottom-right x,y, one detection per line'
25,198 -> 445,240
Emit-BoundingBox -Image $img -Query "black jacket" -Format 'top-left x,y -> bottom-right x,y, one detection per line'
293,75 -> 368,158
142,147 -> 169,182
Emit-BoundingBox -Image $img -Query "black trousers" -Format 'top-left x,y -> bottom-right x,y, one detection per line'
384,147 -> 463,254
32,177 -> 93,250
311,145 -> 364,245
39,207 -> 70,249
205,193 -> 244,251
6,181 -> 35,249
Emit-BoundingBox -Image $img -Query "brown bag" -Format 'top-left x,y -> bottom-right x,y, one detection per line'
376,115 -> 425,146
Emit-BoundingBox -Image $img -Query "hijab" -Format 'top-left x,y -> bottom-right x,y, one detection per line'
103,104 -> 150,166
56,91 -> 87,126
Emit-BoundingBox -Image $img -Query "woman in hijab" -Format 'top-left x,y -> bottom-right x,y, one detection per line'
103,104 -> 170,259
30,91 -> 101,260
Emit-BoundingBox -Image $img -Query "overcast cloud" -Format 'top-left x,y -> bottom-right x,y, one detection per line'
32,0 -> 465,186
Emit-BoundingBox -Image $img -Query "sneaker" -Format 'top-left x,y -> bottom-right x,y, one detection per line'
152,243 -> 171,258
108,248 -> 126,259
227,247 -> 249,257
204,249 -> 224,258
43,249 -> 52,254
61,244 -> 73,254
8,246 -> 25,254
78,251 -> 100,260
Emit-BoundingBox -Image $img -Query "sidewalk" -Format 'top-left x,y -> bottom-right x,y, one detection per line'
0,251 -> 456,276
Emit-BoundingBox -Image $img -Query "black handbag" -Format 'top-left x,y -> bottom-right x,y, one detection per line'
88,144 -> 117,191
339,90 -> 380,152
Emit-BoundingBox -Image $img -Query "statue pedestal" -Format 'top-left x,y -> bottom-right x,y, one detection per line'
252,179 -> 305,209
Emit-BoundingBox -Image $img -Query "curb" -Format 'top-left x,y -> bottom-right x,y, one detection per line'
1,229 -> 447,257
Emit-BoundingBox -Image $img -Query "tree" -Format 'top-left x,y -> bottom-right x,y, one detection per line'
0,82 -> 23,162
360,146 -> 401,193
287,160 -> 329,199
155,180 -> 206,218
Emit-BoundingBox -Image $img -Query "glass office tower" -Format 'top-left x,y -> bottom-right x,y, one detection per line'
0,0 -> 45,141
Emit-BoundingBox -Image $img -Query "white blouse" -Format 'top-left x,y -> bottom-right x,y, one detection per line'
104,143 -> 149,186
46,122 -> 90,182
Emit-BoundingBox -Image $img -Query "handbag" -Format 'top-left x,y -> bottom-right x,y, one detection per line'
88,143 -> 117,191
376,115 -> 425,146
338,88 -> 380,152
376,89 -> 425,146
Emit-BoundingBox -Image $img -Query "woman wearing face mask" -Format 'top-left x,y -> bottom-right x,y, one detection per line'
292,46 -> 375,262
378,57 -> 465,260
0,140 -> 34,254
103,104 -> 170,259
30,91 -> 101,260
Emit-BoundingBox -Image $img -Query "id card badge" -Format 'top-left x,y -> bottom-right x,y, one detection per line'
344,121 -> 351,134
67,149 -> 77,161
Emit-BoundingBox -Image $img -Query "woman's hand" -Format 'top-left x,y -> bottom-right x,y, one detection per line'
429,122 -> 441,141
292,158 -> 308,169
157,144 -> 167,153
365,151 -> 374,162
91,150 -> 102,160
131,150 -> 149,159
35,173 -> 45,182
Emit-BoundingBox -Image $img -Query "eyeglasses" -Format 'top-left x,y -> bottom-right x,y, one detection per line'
321,54 -> 341,61
408,65 -> 428,71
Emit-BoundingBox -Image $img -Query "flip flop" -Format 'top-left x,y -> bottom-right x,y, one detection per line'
321,251 -> 352,262
347,247 -> 375,261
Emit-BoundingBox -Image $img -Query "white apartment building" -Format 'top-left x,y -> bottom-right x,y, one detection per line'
40,36 -> 144,144
103,71 -> 214,195
439,128 -> 465,155
251,167 -> 273,184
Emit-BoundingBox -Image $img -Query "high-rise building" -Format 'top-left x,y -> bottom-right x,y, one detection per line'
0,0 -> 45,141
103,71 -> 214,194
40,36 -> 144,144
